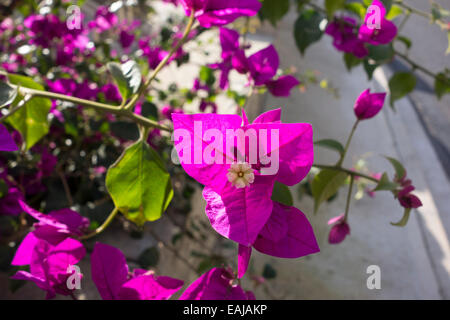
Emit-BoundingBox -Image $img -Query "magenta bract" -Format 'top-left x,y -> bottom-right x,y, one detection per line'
180,0 -> 262,28
91,243 -> 184,300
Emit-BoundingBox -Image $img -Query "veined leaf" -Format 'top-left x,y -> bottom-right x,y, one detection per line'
314,139 -> 345,156
388,72 -> 416,108
294,9 -> 324,56
391,208 -> 411,227
374,172 -> 398,191
6,75 -> 51,150
107,60 -> 142,102
384,156 -> 406,179
0,82 -> 18,108
312,169 -> 348,213
106,140 -> 173,226
272,181 -> 293,206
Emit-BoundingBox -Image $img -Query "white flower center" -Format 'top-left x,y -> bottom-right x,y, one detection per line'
227,162 -> 255,189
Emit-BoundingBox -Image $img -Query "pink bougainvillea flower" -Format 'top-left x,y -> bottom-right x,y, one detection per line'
161,105 -> 184,121
11,237 -> 86,299
46,78 -> 77,96
397,185 -> 422,209
179,267 -> 251,300
237,201 -> 319,278
11,201 -> 89,266
138,38 -> 169,69
325,17 -> 369,58
219,27 -> 240,59
0,187 -> 25,216
179,0 -> 262,28
199,100 -> 218,113
102,83 -> 122,102
353,88 -> 386,120
209,28 -> 241,89
223,43 -> 300,95
163,0 -> 180,6
35,147 -> 57,178
247,45 -> 279,85
88,6 -> 118,32
253,202 -> 319,258
266,75 -> 300,97
359,0 -> 397,45
328,214 -> 350,244
393,170 -> 422,208
24,14 -> 65,48
91,243 -> 184,300
173,108 -> 314,246
0,123 -> 18,152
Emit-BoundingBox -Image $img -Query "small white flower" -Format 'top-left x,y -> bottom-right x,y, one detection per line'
227,162 -> 255,189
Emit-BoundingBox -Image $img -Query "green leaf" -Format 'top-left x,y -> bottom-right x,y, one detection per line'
325,0 -> 346,17
396,36 -> 412,50
345,2 -> 366,19
388,72 -> 416,107
368,44 -> 394,64
391,208 -> 411,227
434,72 -> 450,100
137,247 -> 160,268
314,139 -> 345,155
259,0 -> 290,26
293,9 -> 324,55
110,121 -> 140,141
0,179 -> 9,198
380,0 -> 392,12
6,75 -> 51,150
373,172 -> 398,191
106,140 -> 173,226
0,82 -> 17,108
343,53 -> 363,71
107,60 -> 142,101
385,4 -> 403,20
384,156 -> 406,179
363,59 -> 379,80
262,263 -> 277,279
199,66 -> 215,86
197,256 -> 227,274
140,101 -> 158,120
312,169 -> 348,213
271,181 -> 293,206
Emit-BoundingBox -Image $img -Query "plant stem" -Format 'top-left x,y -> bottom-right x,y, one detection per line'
305,1 -> 447,85
56,166 -> 74,207
79,207 -> 120,240
312,164 -> 379,183
393,0 -> 447,28
344,175 -> 354,222
397,10 -> 411,33
1,85 -> 173,131
337,119 -> 359,167
124,12 -> 196,111
393,48 -> 443,80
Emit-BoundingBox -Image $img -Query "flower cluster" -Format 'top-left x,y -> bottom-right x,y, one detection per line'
211,28 -> 300,96
325,0 -> 397,58
395,172 -> 423,209
173,108 -> 319,278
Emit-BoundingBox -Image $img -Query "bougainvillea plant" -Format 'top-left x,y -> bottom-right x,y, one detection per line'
0,0 -> 446,300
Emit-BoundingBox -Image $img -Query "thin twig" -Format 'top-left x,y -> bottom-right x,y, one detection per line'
56,166 -> 74,207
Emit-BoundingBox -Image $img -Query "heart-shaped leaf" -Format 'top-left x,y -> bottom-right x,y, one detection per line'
0,82 -> 18,108
312,169 -> 348,213
6,75 -> 51,150
107,60 -> 142,102
106,140 -> 173,226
